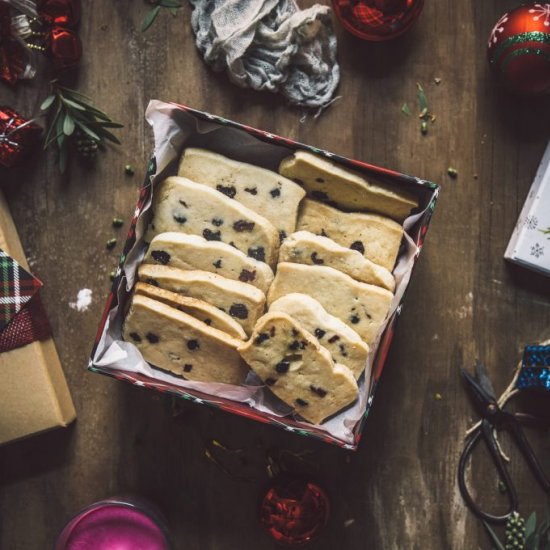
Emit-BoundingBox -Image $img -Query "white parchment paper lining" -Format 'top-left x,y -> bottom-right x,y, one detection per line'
91,100 -> 429,445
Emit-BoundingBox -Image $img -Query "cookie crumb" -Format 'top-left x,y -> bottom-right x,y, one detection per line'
69,288 -> 92,312
344,519 -> 355,528
447,167 -> 458,178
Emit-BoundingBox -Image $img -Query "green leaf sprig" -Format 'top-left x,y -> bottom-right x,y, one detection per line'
141,0 -> 182,32
540,227 -> 550,239
523,510 -> 550,550
40,81 -> 123,172
416,82 -> 436,135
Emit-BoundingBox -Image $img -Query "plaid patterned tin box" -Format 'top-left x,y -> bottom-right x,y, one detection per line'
88,101 -> 439,450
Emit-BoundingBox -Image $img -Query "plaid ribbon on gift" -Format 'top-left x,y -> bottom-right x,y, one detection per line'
0,292 -> 51,352
0,248 -> 42,332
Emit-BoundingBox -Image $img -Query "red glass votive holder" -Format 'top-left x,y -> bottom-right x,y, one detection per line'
332,0 -> 425,42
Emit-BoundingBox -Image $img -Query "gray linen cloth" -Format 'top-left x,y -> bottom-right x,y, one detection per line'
189,0 -> 340,108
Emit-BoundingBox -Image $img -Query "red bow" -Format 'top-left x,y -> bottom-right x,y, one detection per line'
38,0 -> 82,69
0,106 -> 42,167
48,24 -> 80,68
38,0 -> 80,27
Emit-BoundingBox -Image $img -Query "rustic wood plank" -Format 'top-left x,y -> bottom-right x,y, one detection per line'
1,1 -> 549,548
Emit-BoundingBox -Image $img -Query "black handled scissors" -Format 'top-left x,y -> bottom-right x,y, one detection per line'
458,361 -> 550,524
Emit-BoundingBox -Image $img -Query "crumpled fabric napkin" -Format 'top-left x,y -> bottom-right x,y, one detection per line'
189,0 -> 340,108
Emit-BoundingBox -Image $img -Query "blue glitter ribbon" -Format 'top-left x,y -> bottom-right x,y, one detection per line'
516,345 -> 550,392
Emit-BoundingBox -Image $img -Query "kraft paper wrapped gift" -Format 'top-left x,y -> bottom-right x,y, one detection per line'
0,191 -> 75,445
505,141 -> 550,277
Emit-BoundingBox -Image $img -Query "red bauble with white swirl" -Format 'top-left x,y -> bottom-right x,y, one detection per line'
487,3 -> 550,95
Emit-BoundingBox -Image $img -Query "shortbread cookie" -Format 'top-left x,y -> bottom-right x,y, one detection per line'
146,176 -> 279,267
269,293 -> 369,379
134,282 -> 247,340
123,294 -> 248,384
297,199 -> 403,271
279,231 -> 395,292
137,264 -> 266,335
144,232 -> 274,294
178,148 -> 306,239
267,263 -> 393,344
238,312 -> 358,424
279,150 -> 418,222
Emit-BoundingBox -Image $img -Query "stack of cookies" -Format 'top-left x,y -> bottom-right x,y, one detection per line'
123,147 -> 418,425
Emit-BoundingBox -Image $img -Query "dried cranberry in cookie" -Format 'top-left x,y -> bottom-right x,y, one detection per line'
238,312 -> 358,425
134,282 -> 247,340
279,231 -> 395,291
137,264 -> 266,335
267,263 -> 393,345
296,199 -> 404,271
143,233 -> 274,293
279,150 -> 418,222
146,176 -> 279,268
123,294 -> 248,384
178,148 -> 305,236
269,293 -> 369,379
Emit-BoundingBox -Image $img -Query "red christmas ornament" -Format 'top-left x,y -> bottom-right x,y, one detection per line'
0,107 -> 42,168
38,0 -> 81,28
487,3 -> 550,95
48,26 -> 82,69
259,479 -> 330,545
332,0 -> 424,41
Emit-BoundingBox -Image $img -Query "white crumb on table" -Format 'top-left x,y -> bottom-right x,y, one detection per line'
455,292 -> 474,319
344,519 -> 355,528
69,288 -> 93,312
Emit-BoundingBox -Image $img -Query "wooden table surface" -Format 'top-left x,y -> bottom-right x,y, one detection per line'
1,1 -> 550,548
